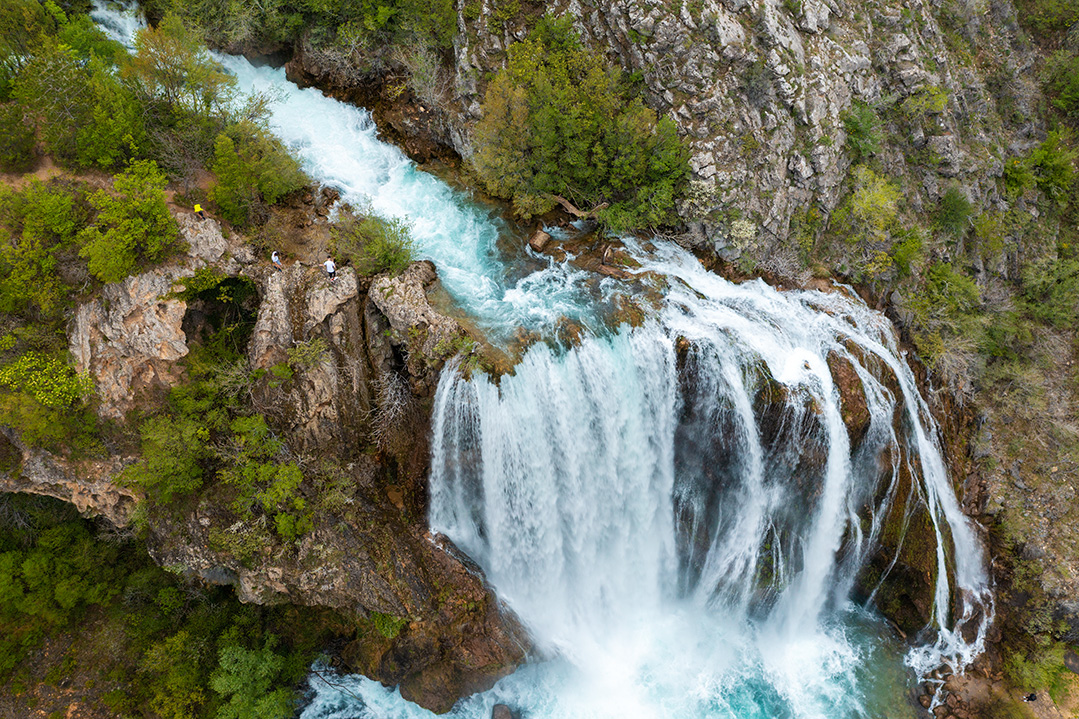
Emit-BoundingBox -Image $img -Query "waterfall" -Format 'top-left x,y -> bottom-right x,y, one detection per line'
91,5 -> 992,716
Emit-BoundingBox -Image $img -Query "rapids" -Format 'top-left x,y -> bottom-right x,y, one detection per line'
92,5 -> 993,717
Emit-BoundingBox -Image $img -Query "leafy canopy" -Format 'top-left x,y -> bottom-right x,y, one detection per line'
472,15 -> 689,231
79,159 -> 180,282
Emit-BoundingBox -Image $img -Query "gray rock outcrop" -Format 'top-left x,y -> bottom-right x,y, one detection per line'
0,429 -> 137,526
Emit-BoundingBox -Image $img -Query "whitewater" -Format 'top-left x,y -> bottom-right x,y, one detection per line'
93,6 -> 993,718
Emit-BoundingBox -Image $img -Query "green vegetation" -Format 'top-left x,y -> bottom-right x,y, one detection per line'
472,15 -> 689,230
330,206 -> 416,275
210,123 -> 307,227
79,160 -> 180,282
841,100 -> 882,163
142,0 -> 457,59
0,494 -> 349,719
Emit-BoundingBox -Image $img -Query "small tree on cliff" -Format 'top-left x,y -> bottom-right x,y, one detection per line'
79,159 -> 180,282
471,15 -> 689,231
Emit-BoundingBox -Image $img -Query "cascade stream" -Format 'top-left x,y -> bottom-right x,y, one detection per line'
93,6 -> 993,717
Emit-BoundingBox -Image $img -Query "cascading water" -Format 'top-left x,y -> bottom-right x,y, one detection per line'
93,5 -> 992,716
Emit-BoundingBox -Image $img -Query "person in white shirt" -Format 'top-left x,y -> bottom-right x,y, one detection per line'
324,255 -> 336,282
271,250 -> 283,271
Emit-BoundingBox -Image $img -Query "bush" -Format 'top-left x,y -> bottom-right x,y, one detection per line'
1043,49 -> 1079,118
1029,130 -> 1076,207
121,414 -> 209,504
842,100 -> 881,162
0,102 -> 35,172
79,160 -> 180,282
936,185 -> 972,237
833,166 -> 901,245
1022,256 -> 1079,328
210,124 -> 307,226
0,180 -> 89,320
471,15 -> 689,230
331,208 -> 415,276
1014,0 -> 1079,36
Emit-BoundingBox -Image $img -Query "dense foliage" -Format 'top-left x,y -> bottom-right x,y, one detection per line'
472,16 -> 689,230
0,494 -> 348,719
141,0 -> 457,59
330,206 -> 415,276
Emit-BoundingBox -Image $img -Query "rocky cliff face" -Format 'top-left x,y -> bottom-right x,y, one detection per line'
282,0 -> 1037,260
6,211 -> 527,713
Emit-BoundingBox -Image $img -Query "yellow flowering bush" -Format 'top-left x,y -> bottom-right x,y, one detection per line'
0,352 -> 94,407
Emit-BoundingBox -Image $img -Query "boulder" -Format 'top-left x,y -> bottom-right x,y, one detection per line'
528,229 -> 551,252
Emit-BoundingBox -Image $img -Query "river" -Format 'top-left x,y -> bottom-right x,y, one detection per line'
92,6 -> 993,718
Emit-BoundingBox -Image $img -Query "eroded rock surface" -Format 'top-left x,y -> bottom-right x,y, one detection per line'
0,429 -> 137,526
70,213 -> 256,419
369,260 -> 467,396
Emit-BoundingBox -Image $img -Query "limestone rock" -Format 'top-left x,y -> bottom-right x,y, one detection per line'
369,261 -> 467,395
0,430 -> 136,526
70,265 -> 194,419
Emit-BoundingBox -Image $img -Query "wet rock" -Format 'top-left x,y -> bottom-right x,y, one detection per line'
826,351 -> 871,450
492,704 -> 514,719
528,229 -> 552,252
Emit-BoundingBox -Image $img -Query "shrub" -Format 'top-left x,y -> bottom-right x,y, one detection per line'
0,180 -> 88,320
1014,0 -> 1079,36
471,15 -> 689,230
0,352 -> 92,408
936,186 -> 972,237
842,100 -> 881,162
1043,49 -> 1079,118
1022,256 -> 1079,328
836,166 -> 901,245
0,102 -> 35,172
79,160 -> 180,282
1029,130 -> 1076,207
331,209 -> 415,276
120,414 -> 209,504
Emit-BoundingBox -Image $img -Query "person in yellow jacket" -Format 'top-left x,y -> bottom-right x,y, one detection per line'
194,204 -> 207,220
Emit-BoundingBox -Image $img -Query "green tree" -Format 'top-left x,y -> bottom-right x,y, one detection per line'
121,414 -> 208,504
472,15 -> 689,230
0,180 -> 87,319
0,102 -> 35,172
0,0 -> 55,100
210,124 -> 307,226
12,42 -> 94,163
210,636 -> 294,719
124,12 -> 235,117
79,160 -> 180,282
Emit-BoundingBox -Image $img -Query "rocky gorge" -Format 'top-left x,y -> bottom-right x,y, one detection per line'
2,0 -> 1078,715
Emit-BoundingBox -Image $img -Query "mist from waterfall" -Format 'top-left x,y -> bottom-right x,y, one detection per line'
91,5 -> 993,717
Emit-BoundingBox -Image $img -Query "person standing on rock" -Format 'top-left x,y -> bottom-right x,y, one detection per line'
194,203 -> 207,220
324,255 -> 336,283
271,250 -> 283,272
